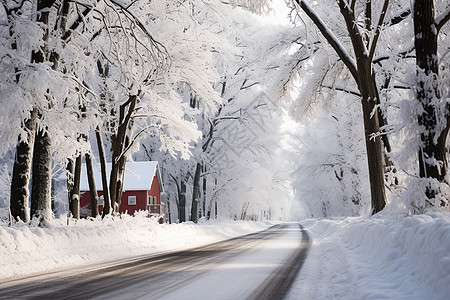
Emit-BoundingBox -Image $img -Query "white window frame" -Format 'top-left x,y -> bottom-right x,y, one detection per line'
98,196 -> 104,206
128,195 -> 137,205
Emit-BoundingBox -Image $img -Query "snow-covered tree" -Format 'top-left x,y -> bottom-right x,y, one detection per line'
290,0 -> 401,213
410,0 -> 450,210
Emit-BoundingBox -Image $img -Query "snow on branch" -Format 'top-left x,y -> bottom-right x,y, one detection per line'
385,8 -> 411,26
372,47 -> 415,65
294,0 -> 358,82
224,0 -> 272,15
367,0 -> 389,63
108,0 -> 162,48
106,0 -> 170,78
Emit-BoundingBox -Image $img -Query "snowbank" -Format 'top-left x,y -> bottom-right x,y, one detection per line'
2,212 -> 449,299
288,213 -> 450,300
0,214 -> 273,282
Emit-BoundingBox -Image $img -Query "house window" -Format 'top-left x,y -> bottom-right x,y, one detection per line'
128,195 -> 136,205
148,196 -> 157,205
98,196 -> 104,206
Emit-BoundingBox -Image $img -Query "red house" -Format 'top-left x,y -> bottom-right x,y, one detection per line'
79,161 -> 164,217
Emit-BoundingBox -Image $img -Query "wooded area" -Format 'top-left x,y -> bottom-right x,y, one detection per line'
0,0 -> 449,225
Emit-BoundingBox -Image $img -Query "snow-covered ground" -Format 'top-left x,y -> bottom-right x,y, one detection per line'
0,214 -> 273,282
1,213 -> 449,299
288,213 -> 450,300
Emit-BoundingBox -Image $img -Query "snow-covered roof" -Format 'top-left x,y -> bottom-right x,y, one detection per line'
80,161 -> 161,191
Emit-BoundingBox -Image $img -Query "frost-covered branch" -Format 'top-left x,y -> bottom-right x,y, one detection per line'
107,0 -> 167,53
64,1 -> 95,41
385,8 -> 410,26
373,47 -> 415,65
294,0 -> 358,81
367,0 -> 389,63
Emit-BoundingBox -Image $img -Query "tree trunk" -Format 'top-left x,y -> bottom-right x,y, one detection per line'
96,129 -> 111,217
109,95 -> 136,213
28,0 -> 56,223
337,0 -> 387,213
66,155 -> 81,219
358,67 -> 387,213
85,153 -> 99,218
66,158 -> 75,207
179,180 -> 187,222
115,155 -> 127,212
414,0 -> 449,197
202,165 -> 207,218
9,109 -> 37,222
190,163 -> 201,223
298,0 -> 388,213
166,194 -> 172,224
30,130 -> 52,221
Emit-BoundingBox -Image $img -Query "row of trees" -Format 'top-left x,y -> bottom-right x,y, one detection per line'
2,0 -> 295,224
2,0 -> 448,223
134,6 -> 294,222
1,0 -> 226,223
288,0 -> 449,215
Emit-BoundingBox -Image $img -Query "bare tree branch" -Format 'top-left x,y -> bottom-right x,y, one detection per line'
322,85 -> 361,97
436,7 -> 450,33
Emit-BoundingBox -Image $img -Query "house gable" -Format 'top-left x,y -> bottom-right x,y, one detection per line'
79,161 -> 163,216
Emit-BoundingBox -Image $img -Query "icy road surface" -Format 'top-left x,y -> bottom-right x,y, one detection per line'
0,223 -> 310,300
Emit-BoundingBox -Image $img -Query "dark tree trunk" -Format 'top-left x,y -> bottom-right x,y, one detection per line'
66,158 -> 75,207
337,0 -> 387,213
202,165 -> 207,218
10,109 -> 37,222
166,194 -> 172,224
96,129 -> 111,217
67,155 -> 81,219
30,130 -> 52,221
109,95 -> 136,213
115,155 -> 127,212
414,0 -> 449,196
190,163 -> 201,223
85,153 -> 99,218
358,66 -> 387,213
179,180 -> 187,223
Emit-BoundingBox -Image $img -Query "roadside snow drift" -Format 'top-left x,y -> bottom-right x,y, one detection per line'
1,213 -> 449,300
0,215 -> 272,282
288,213 -> 450,300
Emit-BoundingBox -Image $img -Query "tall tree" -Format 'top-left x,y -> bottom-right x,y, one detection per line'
9,110 -> 36,222
85,153 -> 99,218
294,0 -> 390,213
413,0 -> 450,204
29,0 -> 57,221
6,0 -> 39,222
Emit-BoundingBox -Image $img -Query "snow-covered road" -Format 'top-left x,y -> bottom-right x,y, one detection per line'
0,223 -> 310,300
